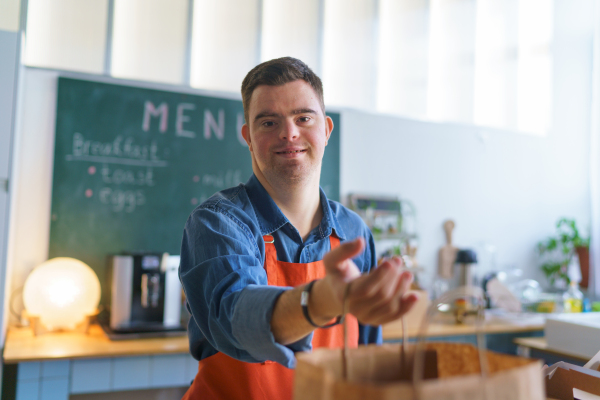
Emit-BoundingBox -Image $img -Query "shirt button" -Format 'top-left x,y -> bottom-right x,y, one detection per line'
301,247 -> 310,262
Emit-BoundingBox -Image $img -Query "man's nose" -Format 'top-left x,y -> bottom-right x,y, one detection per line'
279,120 -> 299,141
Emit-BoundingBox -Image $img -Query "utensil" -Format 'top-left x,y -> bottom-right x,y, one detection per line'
437,220 -> 458,279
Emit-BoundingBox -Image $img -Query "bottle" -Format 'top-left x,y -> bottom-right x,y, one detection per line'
455,249 -> 478,287
583,298 -> 592,312
563,281 -> 584,313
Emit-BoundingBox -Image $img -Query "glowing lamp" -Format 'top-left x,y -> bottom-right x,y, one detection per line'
23,257 -> 101,331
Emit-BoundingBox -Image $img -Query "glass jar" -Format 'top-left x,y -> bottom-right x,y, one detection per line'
562,282 -> 584,313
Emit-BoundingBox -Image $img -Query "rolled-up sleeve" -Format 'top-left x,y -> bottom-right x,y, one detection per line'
179,204 -> 312,368
233,285 -> 311,367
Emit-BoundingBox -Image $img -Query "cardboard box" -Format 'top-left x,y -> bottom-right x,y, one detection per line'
545,359 -> 600,400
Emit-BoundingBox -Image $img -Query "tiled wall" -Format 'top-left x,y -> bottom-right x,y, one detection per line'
15,354 -> 197,400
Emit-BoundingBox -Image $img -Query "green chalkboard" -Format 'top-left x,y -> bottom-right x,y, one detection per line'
49,77 -> 340,301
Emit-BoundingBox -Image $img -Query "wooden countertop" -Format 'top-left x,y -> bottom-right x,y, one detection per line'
3,324 -> 189,364
4,315 -> 545,364
382,318 -> 545,340
513,337 -> 590,362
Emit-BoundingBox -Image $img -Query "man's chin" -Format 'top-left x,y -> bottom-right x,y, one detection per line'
267,165 -> 314,184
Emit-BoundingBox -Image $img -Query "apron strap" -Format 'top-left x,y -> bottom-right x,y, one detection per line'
263,235 -> 278,285
262,232 -> 342,262
328,233 -> 340,250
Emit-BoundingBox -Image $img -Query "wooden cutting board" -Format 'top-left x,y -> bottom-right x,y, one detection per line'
437,220 -> 458,279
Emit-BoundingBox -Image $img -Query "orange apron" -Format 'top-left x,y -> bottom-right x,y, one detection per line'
183,234 -> 359,400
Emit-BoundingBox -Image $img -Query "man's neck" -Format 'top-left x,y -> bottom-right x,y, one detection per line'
255,170 -> 323,242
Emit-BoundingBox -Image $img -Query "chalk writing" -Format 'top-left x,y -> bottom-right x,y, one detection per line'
204,109 -> 224,140
176,103 -> 196,138
201,170 -> 243,189
140,101 -> 251,148
101,166 -> 155,186
67,133 -> 167,167
142,101 -> 168,133
99,187 -> 146,213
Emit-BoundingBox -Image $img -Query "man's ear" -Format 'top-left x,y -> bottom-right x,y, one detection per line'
325,116 -> 334,146
241,124 -> 252,151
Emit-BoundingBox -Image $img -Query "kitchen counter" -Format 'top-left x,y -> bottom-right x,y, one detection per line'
4,324 -> 189,364
383,318 -> 545,340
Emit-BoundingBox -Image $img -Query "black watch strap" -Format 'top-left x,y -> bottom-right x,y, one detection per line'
300,280 -> 343,329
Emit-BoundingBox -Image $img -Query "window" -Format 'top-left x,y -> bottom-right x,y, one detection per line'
261,0 -> 320,73
25,0 -> 108,74
22,0 -> 554,134
322,0 -> 378,111
0,0 -> 21,32
111,0 -> 189,84
377,0 -> 429,120
189,0 -> 260,93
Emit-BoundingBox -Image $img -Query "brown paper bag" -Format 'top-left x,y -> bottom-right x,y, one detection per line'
294,286 -> 545,400
294,342 -> 545,400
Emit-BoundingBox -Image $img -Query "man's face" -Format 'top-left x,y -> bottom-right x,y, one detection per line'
241,80 -> 333,186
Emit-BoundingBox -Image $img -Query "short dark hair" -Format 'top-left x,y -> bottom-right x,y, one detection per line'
241,57 -> 325,124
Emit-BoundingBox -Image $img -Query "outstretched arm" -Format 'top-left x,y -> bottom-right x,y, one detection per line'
271,238 -> 418,345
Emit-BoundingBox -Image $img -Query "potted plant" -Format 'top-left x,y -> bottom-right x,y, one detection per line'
538,218 -> 590,288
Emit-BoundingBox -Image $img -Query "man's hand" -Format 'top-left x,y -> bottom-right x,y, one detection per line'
271,237 -> 417,344
313,238 -> 418,326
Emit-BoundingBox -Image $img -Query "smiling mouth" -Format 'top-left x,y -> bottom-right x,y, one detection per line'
276,149 -> 306,154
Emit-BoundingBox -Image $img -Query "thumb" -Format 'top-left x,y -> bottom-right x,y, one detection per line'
323,238 -> 365,276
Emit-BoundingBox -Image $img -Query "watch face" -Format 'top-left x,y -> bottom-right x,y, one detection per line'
301,291 -> 309,306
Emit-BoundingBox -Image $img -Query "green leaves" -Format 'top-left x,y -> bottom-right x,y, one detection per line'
540,261 -> 569,286
538,217 -> 589,286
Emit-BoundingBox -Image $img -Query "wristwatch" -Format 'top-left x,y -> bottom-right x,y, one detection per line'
300,280 -> 343,328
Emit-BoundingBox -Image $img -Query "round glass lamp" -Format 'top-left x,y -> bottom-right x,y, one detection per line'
23,257 -> 101,331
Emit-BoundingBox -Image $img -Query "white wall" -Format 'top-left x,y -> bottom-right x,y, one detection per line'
7,68 -> 57,316
341,0 -> 593,286
0,29 -> 20,397
6,1 -> 595,311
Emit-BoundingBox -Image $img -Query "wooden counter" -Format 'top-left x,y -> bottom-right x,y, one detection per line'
3,324 -> 189,364
514,337 -> 590,362
382,318 -> 545,340
4,317 -> 545,364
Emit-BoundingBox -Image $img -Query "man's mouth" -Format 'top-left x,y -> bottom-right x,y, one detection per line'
276,149 -> 307,154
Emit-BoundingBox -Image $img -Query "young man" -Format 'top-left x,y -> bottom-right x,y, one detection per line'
180,57 -> 417,400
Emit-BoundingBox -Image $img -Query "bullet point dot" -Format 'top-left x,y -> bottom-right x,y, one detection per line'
193,175 -> 200,182
191,198 -> 198,205
85,189 -> 93,198
88,166 -> 96,175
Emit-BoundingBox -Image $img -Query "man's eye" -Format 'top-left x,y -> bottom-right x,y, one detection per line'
298,116 -> 311,123
262,121 -> 275,127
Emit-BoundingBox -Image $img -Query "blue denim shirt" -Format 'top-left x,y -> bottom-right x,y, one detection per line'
179,174 -> 382,369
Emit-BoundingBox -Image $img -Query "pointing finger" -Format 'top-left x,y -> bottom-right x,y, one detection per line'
323,237 -> 365,276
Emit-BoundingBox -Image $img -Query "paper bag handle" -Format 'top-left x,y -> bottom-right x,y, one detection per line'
339,284 -> 488,398
412,286 -> 489,399
341,282 -> 409,380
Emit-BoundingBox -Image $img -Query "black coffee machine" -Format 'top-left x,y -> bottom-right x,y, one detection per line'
106,253 -> 184,336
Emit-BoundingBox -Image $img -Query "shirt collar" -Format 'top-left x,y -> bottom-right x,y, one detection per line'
244,174 -> 346,241
317,187 -> 347,241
